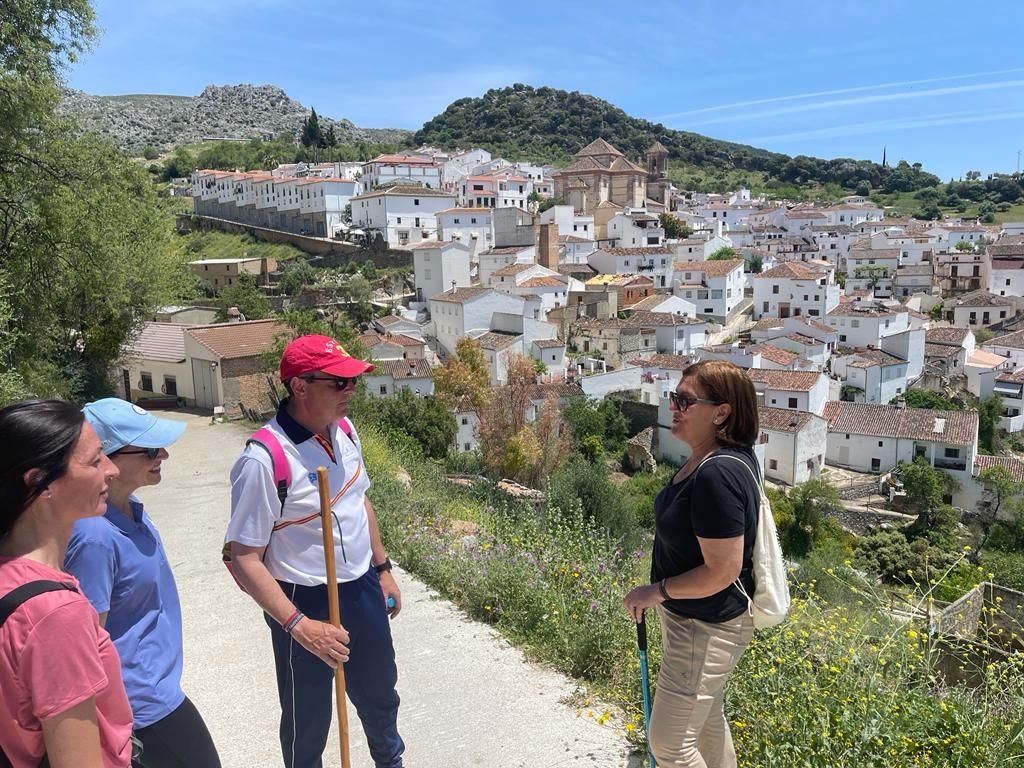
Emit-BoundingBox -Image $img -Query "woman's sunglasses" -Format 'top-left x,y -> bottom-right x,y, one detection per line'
669,392 -> 721,412
301,375 -> 357,391
115,447 -> 161,459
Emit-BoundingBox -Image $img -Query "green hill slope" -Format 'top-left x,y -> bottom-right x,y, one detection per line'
415,84 -> 940,192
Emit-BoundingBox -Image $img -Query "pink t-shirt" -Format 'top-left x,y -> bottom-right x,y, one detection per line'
0,557 -> 133,768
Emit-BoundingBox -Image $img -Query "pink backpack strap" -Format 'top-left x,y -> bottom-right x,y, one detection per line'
338,417 -> 354,442
247,428 -> 290,508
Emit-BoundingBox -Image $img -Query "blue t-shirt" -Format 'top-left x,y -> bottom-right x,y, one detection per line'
65,498 -> 185,728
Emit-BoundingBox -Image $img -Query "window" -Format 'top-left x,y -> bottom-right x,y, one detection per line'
760,432 -> 768,443
788,397 -> 797,408
397,217 -> 402,224
163,375 -> 177,397
839,334 -> 847,342
414,199 -> 420,205
878,441 -> 884,448
464,443 -> 471,451
944,447 -> 960,458
140,372 -> 153,392
379,385 -> 387,395
461,417 -> 468,425
453,218 -> 460,224
769,459 -> 778,470
851,319 -> 860,328
772,285 -> 779,294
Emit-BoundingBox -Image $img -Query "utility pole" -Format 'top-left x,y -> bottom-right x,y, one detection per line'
1017,149 -> 1021,175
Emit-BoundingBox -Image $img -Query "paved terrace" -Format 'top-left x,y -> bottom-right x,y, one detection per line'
145,412 -> 635,768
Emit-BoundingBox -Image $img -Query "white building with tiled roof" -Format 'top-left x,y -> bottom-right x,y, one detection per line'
747,369 -> 830,414
993,367 -> 1024,432
982,329 -> 1024,372
826,299 -> 910,348
428,287 -> 526,358
958,455 -> 1024,518
752,261 -> 840,320
349,184 -> 457,248
364,359 -> 434,398
589,246 -> 676,289
477,245 -> 535,287
758,406 -> 828,486
117,322 -> 191,405
670,259 -> 746,321
628,294 -> 697,318
822,402 -> 978,483
844,245 -> 900,297
942,289 -> 1016,328
832,348 -> 910,404
361,153 -> 441,190
436,207 -> 494,254
412,240 -> 472,305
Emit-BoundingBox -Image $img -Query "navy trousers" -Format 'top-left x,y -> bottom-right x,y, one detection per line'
266,570 -> 405,768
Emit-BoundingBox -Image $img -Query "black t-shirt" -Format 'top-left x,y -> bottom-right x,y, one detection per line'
651,446 -> 759,623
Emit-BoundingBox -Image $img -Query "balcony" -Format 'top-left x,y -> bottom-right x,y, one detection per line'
934,458 -> 967,472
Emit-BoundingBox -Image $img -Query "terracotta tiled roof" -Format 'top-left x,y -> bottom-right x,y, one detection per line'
628,310 -> 701,327
430,287 -> 494,304
845,348 -> 906,367
967,350 -> 1007,368
519,276 -> 566,288
950,289 -> 1014,308
123,322 -> 186,363
372,359 -> 433,379
559,235 -> 593,243
758,406 -> 815,433
627,353 -> 691,370
926,327 -> 970,345
896,265 -> 934,277
925,343 -> 961,360
384,333 -> 424,348
437,207 -> 492,214
746,369 -> 823,391
752,344 -> 799,365
493,263 -> 536,278
784,333 -> 820,346
352,185 -> 454,200
991,258 -> 1024,271
822,402 -> 978,445
603,247 -> 674,256
672,259 -> 744,277
367,154 -> 436,166
475,332 -> 521,351
827,301 -> 898,318
576,138 -> 623,158
586,273 -> 654,287
532,338 -> 564,349
185,320 -> 287,360
987,329 -> 1024,350
756,262 -> 826,280
481,246 -> 532,256
751,317 -> 784,331
974,455 -> 1024,483
630,294 -> 678,312
996,367 -> 1024,384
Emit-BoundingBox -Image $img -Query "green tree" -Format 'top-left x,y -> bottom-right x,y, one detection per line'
279,259 -> 316,296
977,465 -> 1024,523
216,272 -> 270,320
855,180 -> 871,196
977,394 -> 1003,454
434,337 -> 491,414
898,458 -> 960,545
658,213 -> 692,240
954,239 -> 977,252
562,396 -> 627,452
974,327 -> 994,344
776,478 -> 843,558
301,108 -> 324,148
749,254 -> 763,274
366,389 -> 456,459
895,390 -> 960,410
707,247 -> 738,261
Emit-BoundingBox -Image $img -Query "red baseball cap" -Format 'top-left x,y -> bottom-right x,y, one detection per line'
280,335 -> 374,381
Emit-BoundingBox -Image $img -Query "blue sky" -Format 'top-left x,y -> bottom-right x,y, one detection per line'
68,0 -> 1024,180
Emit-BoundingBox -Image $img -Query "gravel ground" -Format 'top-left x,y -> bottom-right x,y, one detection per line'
142,411 -> 637,768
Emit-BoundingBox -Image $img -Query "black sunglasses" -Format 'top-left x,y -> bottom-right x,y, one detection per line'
301,375 -> 357,391
115,447 -> 161,459
669,392 -> 722,411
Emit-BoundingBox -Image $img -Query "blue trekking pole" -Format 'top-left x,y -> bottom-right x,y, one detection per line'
637,612 -> 656,768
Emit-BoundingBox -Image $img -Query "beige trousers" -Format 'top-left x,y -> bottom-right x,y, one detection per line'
649,607 -> 754,767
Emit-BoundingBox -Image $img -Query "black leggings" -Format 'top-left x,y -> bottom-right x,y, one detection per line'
134,696 -> 221,768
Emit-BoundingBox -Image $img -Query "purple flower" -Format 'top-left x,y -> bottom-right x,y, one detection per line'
589,602 -> 600,612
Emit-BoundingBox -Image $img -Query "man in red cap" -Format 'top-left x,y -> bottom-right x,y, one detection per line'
225,335 -> 405,768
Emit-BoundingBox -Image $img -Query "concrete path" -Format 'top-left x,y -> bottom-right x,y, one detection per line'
144,412 -> 636,768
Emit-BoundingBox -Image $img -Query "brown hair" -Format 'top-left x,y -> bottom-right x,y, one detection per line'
683,360 -> 759,449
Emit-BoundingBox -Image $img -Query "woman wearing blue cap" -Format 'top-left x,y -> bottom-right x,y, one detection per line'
65,399 -> 220,768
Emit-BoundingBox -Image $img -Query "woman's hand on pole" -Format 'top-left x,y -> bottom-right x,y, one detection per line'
292,618 -> 350,669
623,584 -> 664,624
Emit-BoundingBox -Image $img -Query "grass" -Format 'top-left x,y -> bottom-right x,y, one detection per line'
360,423 -> 1024,766
872,192 -> 1024,225
175,230 -> 307,264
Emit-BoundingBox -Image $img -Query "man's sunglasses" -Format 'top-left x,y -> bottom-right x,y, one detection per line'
115,447 -> 161,459
669,392 -> 721,411
301,375 -> 357,391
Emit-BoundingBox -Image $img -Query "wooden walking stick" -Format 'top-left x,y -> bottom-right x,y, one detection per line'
317,467 -> 351,768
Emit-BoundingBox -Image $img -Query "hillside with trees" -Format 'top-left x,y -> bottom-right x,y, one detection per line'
415,84 -> 943,191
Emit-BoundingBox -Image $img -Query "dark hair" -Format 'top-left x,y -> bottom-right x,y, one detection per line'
683,360 -> 759,449
0,400 -> 84,540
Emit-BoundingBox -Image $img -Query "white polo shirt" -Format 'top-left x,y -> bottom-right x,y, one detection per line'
227,407 -> 372,586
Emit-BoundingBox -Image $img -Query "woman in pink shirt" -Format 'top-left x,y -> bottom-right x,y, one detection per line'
0,400 -> 135,768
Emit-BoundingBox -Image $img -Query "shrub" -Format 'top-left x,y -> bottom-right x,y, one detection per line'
979,550 -> 1024,591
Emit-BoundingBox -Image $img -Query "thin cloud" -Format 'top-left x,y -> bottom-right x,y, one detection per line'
683,79 -> 1024,128
655,67 -> 1024,121
741,108 -> 1024,145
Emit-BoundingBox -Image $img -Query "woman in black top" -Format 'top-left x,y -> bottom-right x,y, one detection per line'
624,360 -> 759,768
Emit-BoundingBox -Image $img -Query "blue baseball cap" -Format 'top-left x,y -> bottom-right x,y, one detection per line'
82,398 -> 186,455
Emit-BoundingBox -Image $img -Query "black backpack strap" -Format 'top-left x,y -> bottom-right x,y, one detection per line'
0,581 -> 78,628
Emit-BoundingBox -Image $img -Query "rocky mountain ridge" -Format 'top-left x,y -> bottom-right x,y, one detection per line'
59,84 -> 412,152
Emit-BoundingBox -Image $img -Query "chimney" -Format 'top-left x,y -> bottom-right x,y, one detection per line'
538,222 -> 559,270
450,280 -> 457,293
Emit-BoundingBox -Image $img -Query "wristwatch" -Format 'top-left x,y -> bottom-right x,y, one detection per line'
374,558 -> 393,574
